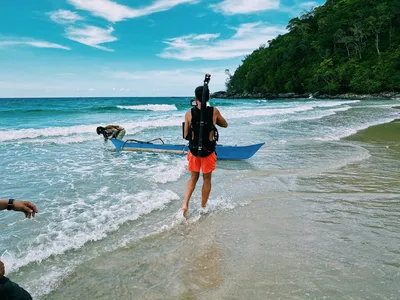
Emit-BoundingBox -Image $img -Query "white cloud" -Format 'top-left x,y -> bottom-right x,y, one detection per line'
65,25 -> 117,51
211,0 -> 280,15
0,80 -> 65,90
299,1 -> 318,8
0,40 -> 71,50
48,9 -> 84,24
67,0 -> 197,22
192,33 -> 220,41
67,0 -> 133,22
0,67 -> 233,97
158,22 -> 286,60
277,1 -> 319,17
112,69 -> 224,82
111,67 -> 231,93
296,1 -> 318,13
113,72 -> 149,80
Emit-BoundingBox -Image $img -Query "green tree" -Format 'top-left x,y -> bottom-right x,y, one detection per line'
226,0 -> 400,96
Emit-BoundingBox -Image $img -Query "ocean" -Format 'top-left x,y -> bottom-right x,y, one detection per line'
0,97 -> 399,299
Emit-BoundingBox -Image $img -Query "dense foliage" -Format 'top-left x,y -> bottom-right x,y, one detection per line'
227,0 -> 400,95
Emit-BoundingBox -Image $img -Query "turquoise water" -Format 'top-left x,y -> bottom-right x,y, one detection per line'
0,97 -> 399,299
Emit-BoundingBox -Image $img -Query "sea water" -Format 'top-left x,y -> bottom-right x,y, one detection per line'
0,97 -> 399,299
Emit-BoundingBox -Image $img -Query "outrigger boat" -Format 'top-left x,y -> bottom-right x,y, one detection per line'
110,74 -> 264,160
110,138 -> 264,160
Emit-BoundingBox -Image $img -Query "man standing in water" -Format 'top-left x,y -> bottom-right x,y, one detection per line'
181,86 -> 228,217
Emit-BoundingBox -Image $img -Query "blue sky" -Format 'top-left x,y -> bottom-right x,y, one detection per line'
0,0 -> 325,98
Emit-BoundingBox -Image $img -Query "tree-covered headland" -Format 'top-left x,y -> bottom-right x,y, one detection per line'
224,0 -> 400,98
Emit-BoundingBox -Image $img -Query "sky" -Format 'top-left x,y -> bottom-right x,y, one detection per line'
0,0 -> 325,98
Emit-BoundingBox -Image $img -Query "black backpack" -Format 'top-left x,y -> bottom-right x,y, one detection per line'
0,282 -> 9,300
188,107 -> 218,157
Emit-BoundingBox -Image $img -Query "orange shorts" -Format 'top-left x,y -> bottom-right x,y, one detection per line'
187,151 -> 217,174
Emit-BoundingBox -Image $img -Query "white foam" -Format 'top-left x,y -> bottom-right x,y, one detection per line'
0,117 -> 183,143
246,100 -> 358,115
208,194 -> 249,211
124,117 -> 183,130
312,117 -> 397,141
311,100 -> 360,107
145,156 -> 187,183
225,105 -> 314,119
15,135 -> 100,145
107,193 -> 248,250
331,106 -> 352,112
0,100 -> 360,144
249,119 -> 289,125
117,104 -> 177,111
0,124 -> 97,142
3,188 -> 180,273
248,106 -> 352,125
291,106 -> 352,122
26,265 -> 75,299
3,191 -> 249,299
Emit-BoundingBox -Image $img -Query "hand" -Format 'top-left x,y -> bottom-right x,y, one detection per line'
181,204 -> 188,218
13,200 -> 38,219
0,260 -> 4,277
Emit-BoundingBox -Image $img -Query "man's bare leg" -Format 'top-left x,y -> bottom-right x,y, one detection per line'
182,172 -> 200,216
201,172 -> 212,208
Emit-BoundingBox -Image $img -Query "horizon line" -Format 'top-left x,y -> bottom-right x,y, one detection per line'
0,96 -> 195,100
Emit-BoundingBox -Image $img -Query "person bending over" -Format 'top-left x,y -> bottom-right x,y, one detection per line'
96,125 -> 126,141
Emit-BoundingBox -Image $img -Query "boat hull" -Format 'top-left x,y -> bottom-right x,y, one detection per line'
110,139 -> 264,160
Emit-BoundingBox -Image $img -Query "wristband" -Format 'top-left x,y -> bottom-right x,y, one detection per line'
7,199 -> 15,210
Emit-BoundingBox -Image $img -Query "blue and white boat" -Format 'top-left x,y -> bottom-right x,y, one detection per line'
110,138 -> 264,160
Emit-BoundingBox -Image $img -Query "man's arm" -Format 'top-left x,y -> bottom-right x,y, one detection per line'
0,200 -> 38,218
215,108 -> 228,128
0,260 -> 4,277
183,111 -> 191,139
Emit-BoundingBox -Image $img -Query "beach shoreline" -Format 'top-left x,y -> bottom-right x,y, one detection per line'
211,91 -> 400,101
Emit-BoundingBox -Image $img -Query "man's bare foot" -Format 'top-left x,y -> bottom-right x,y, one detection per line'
199,206 -> 209,215
181,205 -> 188,217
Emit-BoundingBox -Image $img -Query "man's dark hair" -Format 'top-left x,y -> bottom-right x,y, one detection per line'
195,86 -> 210,102
96,126 -> 105,135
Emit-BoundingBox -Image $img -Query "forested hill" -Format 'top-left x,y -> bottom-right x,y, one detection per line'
226,0 -> 400,97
